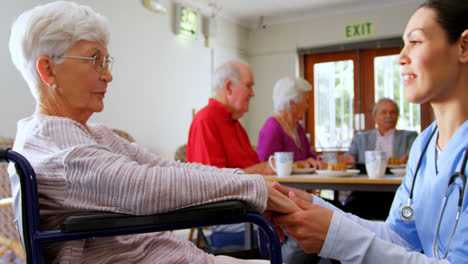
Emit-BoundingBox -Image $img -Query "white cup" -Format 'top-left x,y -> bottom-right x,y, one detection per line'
268,152 -> 293,177
365,151 -> 387,179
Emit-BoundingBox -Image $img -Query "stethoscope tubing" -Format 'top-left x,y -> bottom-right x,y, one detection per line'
401,126 -> 468,259
408,128 -> 438,201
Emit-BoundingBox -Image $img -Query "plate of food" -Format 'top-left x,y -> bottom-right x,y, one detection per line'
292,167 -> 316,174
390,168 -> 406,176
315,169 -> 360,177
387,158 -> 406,169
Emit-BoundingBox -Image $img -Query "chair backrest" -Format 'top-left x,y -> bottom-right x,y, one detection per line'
174,144 -> 187,162
0,148 -> 39,263
111,129 -> 135,143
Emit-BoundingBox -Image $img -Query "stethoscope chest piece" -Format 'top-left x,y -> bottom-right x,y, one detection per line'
399,202 -> 415,222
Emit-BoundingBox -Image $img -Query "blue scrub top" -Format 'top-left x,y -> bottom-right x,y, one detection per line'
387,121 -> 468,262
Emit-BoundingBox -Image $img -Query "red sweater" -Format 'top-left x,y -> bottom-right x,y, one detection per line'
187,99 -> 259,169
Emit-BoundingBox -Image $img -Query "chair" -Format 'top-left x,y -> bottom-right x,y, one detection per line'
111,128 -> 135,143
195,226 -> 259,255
0,147 -> 282,264
174,144 -> 187,162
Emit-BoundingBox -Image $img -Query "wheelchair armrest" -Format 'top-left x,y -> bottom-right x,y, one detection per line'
61,200 -> 246,233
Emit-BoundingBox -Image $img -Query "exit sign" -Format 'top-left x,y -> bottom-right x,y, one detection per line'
344,20 -> 375,40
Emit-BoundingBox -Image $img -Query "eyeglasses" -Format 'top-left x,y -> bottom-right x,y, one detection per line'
58,54 -> 114,72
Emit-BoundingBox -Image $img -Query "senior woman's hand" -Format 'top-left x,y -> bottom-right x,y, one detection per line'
243,161 -> 276,175
272,182 -> 314,203
273,192 -> 333,254
263,181 -> 302,241
296,157 -> 327,170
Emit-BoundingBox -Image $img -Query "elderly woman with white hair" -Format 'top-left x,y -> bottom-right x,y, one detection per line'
257,77 -> 326,169
8,1 -> 297,263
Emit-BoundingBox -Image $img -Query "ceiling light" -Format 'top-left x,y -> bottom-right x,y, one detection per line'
142,0 -> 167,14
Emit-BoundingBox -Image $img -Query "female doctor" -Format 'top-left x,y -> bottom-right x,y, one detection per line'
272,0 -> 468,263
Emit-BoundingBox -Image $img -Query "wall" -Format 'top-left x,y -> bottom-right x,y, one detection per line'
1,0 -> 249,159
246,2 -> 420,145
1,1 -> 421,158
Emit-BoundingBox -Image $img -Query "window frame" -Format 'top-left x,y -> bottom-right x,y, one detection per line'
304,47 -> 433,151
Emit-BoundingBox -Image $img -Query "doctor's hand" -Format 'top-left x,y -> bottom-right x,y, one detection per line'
272,192 -> 333,254
263,181 -> 302,241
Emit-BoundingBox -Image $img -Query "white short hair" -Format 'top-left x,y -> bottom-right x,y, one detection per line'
212,61 -> 242,90
372,97 -> 399,116
9,1 -> 110,100
273,77 -> 312,112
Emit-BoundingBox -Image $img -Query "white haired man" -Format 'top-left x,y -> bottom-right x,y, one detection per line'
187,66 -> 321,263
343,98 -> 418,165
342,98 -> 418,219
187,60 -> 273,175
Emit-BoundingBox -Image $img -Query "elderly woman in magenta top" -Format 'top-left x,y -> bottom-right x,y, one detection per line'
257,77 -> 327,169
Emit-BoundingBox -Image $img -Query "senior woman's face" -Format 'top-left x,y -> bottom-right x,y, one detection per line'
53,40 -> 113,117
292,93 -> 309,121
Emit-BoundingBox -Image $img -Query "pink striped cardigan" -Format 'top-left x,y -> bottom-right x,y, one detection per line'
9,115 -> 267,263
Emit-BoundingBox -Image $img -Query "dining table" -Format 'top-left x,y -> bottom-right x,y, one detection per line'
264,172 -> 404,192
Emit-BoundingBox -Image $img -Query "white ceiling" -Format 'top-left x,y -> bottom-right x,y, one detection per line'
183,0 -> 422,28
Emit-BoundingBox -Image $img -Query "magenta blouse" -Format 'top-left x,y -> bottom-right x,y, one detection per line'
257,117 -> 317,162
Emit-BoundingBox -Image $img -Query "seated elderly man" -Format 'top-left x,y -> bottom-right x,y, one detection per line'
8,2 -> 298,263
187,60 -> 273,175
342,98 -> 418,219
187,62 -> 316,263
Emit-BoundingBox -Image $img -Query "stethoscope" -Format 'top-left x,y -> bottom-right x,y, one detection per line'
398,127 -> 468,259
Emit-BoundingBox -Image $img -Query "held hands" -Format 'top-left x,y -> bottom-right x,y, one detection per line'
272,192 -> 333,254
272,182 -> 314,203
264,181 -> 302,241
265,182 -> 333,253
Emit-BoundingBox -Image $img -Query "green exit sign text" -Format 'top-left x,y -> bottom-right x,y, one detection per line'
344,20 -> 375,40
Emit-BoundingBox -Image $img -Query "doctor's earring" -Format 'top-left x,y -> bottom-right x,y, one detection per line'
51,84 -> 57,89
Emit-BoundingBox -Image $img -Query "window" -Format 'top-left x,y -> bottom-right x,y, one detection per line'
314,60 -> 354,149
304,50 -> 357,151
374,55 -> 420,132
304,46 -> 430,151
